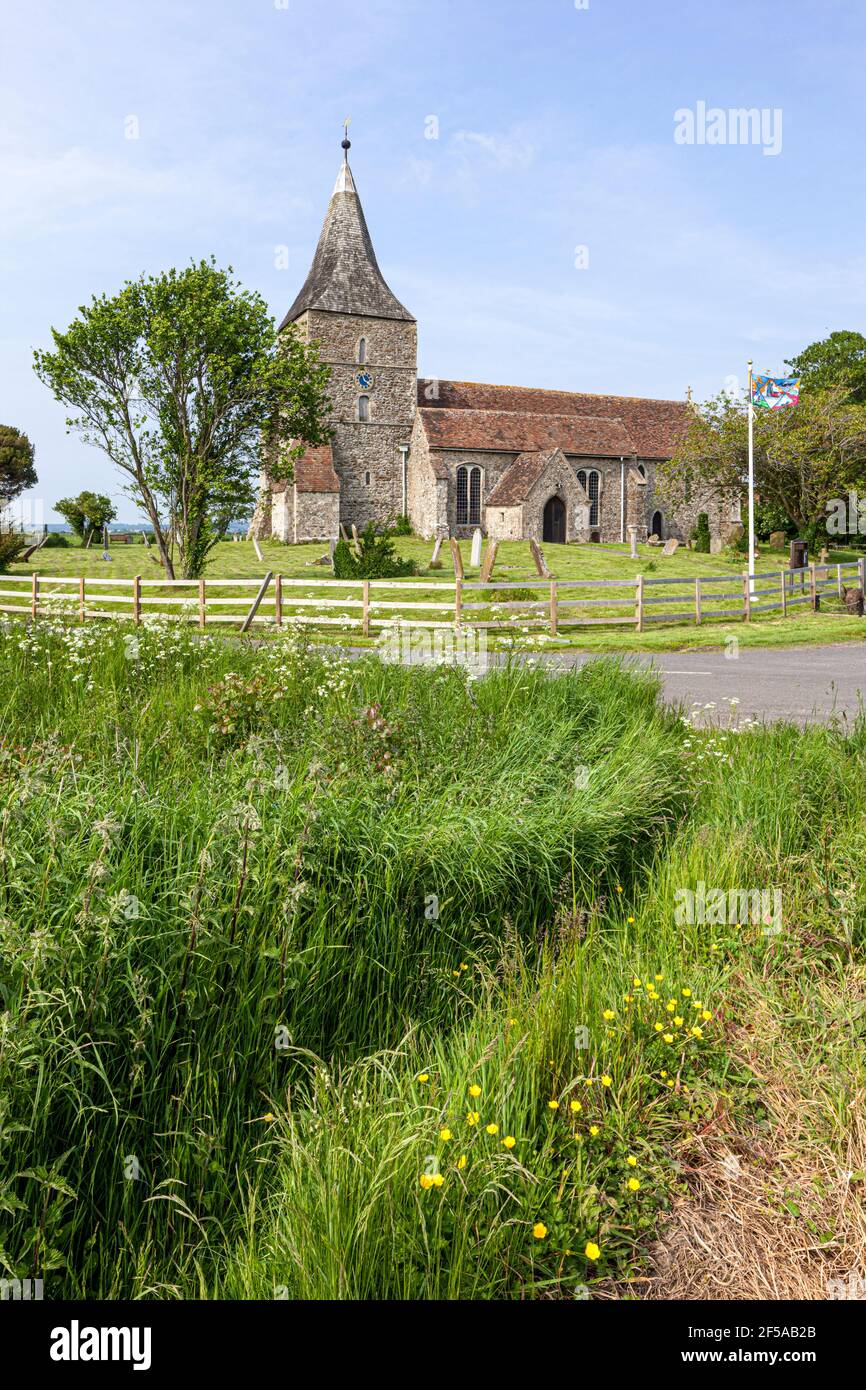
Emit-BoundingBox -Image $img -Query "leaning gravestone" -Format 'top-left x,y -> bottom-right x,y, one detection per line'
479,540 -> 499,584
529,538 -> 550,577
710,537 -> 724,555
429,536 -> 443,569
470,528 -> 482,567
662,538 -> 680,557
449,538 -> 464,579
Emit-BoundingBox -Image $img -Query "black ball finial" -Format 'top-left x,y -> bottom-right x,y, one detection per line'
342,118 -> 351,155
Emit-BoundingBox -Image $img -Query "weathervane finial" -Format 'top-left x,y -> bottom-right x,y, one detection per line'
342,117 -> 351,159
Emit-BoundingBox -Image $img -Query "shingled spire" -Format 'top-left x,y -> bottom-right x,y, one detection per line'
279,131 -> 414,329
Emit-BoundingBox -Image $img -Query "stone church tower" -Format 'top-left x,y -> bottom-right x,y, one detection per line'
273,134 -> 417,534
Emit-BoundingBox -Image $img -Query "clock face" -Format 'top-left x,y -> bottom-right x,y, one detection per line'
356,371 -> 373,390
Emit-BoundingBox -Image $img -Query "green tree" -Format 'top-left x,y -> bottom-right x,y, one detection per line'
656,386 -> 866,542
0,424 -> 37,505
55,490 -> 116,542
34,259 -> 332,577
787,331 -> 866,404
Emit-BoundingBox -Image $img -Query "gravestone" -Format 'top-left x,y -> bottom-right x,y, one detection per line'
728,523 -> 745,544
627,524 -> 639,560
340,524 -> 351,542
429,536 -> 443,569
252,536 -> 264,563
646,534 -> 661,546
350,523 -> 362,558
529,538 -> 550,577
662,538 -> 680,557
769,531 -> 787,550
470,528 -> 483,567
479,540 -> 499,584
710,537 -> 724,555
449,538 -> 464,579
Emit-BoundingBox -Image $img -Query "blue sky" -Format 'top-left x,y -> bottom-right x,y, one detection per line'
3,0 -> 865,523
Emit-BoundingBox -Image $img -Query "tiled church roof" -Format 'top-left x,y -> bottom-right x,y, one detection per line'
280,160 -> 415,328
486,449 -> 585,507
418,380 -> 689,459
272,444 -> 339,495
418,407 -> 635,457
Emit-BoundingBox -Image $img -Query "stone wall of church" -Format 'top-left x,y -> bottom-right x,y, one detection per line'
406,416 -> 449,537
294,488 -> 340,543
288,309 -> 417,531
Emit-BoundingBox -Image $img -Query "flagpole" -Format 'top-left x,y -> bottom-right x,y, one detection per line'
747,359 -> 756,597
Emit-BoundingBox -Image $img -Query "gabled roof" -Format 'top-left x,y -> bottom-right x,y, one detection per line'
280,159 -> 414,329
418,407 -> 635,457
418,381 -> 688,458
486,449 -> 585,507
272,444 -> 340,495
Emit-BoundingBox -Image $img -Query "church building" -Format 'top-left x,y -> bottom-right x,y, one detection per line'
261,138 -> 734,549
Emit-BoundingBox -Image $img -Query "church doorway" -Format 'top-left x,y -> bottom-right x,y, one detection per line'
543,495 -> 566,544
651,510 -> 664,540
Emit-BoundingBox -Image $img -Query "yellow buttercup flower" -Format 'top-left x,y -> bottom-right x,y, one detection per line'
570,1100 -> 582,1113
691,1026 -> 703,1039
702,1010 -> 712,1021
419,1174 -> 434,1189
417,1073 -> 429,1083
615,885 -> 623,894
439,1128 -> 452,1142
466,1111 -> 480,1125
432,1173 -> 445,1187
682,988 -> 692,997
503,1135 -> 516,1149
663,1033 -> 674,1044
654,1022 -> 663,1032
627,917 -> 635,925
585,1241 -> 601,1260
457,1153 -> 467,1169
626,1155 -> 637,1167
633,977 -> 641,987
666,1001 -> 676,1012
589,1125 -> 600,1136
655,973 -> 663,981
532,1222 -> 548,1240
674,1016 -> 684,1027
486,1123 -> 499,1135
468,1083 -> 481,1098
548,1100 -> 559,1110
627,1177 -> 640,1192
603,1009 -> 615,1021
262,1113 -> 276,1123
601,1075 -> 612,1087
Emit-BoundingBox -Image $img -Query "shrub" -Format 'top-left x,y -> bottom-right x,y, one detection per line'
333,522 -> 417,579
0,527 -> 26,570
691,513 -> 711,553
40,532 -> 70,548
391,513 -> 413,536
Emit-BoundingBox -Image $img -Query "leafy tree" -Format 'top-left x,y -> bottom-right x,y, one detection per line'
656,386 -> 866,542
34,259 -> 332,577
691,512 -> 710,553
0,425 -> 37,505
787,331 -> 866,404
55,490 -> 116,542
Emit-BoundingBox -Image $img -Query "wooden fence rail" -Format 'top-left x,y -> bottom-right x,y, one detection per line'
1,559 -> 864,637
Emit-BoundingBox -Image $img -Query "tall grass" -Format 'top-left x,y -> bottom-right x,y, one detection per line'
0,615 -> 863,1298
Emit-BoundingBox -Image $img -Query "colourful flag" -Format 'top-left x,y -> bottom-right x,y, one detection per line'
751,373 -> 800,409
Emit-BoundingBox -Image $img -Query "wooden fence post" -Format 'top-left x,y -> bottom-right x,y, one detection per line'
79,576 -> 86,623
549,579 -> 558,636
742,570 -> 751,622
837,563 -> 844,600
780,569 -> 787,618
860,556 -> 866,595
133,575 -> 141,625
635,574 -> 644,632
694,576 -> 702,625
274,574 -> 283,629
31,572 -> 39,621
809,563 -> 817,611
198,578 -> 206,630
454,577 -> 463,630
362,580 -> 370,637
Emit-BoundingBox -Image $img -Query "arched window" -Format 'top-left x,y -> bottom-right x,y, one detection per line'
636,463 -> 646,479
469,466 -> 482,525
358,395 -> 370,423
358,337 -> 367,365
456,466 -> 468,526
576,469 -> 600,527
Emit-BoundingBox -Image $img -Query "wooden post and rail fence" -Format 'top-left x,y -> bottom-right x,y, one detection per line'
0,559 -> 863,638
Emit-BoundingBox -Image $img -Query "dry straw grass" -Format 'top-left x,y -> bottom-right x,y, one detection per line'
605,964 -> 866,1301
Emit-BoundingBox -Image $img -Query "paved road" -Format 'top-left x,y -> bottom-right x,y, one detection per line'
531,643 -> 866,725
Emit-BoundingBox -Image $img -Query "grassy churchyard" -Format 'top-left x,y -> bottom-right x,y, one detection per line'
8,533 -> 866,651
